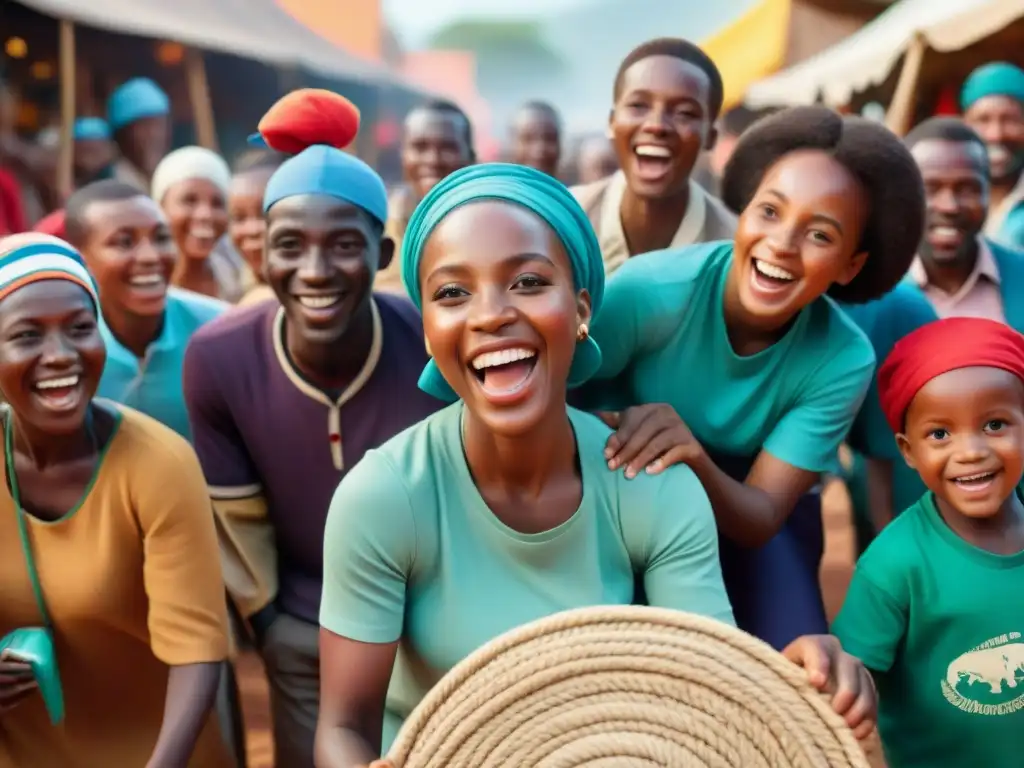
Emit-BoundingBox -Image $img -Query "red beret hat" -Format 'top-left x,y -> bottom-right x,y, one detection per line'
255,88 -> 361,155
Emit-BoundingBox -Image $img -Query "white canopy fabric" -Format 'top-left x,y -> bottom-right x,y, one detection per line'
745,0 -> 1024,107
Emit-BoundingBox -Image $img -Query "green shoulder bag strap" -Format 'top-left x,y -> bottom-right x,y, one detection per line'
0,407 -> 65,724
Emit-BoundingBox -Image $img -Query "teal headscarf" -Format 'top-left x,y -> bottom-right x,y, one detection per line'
400,163 -> 605,403
961,62 -> 1024,111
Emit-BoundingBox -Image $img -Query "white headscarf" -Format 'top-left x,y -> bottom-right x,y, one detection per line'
151,146 -> 231,203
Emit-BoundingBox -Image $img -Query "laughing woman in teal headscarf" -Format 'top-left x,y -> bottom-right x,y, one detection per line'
314,163 -> 879,767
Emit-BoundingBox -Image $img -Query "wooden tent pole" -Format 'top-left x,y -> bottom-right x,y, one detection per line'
885,32 -> 927,137
57,20 -> 76,199
185,47 -> 217,151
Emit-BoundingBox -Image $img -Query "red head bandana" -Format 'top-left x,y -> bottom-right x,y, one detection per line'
878,316 -> 1024,434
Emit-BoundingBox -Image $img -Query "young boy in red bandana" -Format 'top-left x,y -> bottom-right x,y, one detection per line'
833,316 -> 1024,768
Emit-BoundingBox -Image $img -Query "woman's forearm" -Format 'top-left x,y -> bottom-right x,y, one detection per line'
146,662 -> 221,768
689,451 -> 785,548
314,724 -> 379,768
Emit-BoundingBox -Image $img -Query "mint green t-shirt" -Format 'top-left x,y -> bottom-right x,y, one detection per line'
320,403 -> 735,752
583,241 -> 875,473
833,493 -> 1024,768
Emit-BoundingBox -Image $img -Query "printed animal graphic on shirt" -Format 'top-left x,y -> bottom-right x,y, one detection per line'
943,632 -> 1024,715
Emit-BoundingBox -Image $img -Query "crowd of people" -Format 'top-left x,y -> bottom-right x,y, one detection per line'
0,33 -> 1023,768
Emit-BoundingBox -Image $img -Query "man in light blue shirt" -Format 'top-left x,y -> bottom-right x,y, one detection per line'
64,177 -> 238,762
64,179 -> 227,440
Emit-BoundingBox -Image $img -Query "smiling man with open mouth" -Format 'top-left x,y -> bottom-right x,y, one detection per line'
571,37 -> 738,275
63,179 -> 227,442
905,116 -> 1024,333
182,89 -> 442,768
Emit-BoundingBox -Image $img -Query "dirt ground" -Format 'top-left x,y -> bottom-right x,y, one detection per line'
237,478 -> 885,767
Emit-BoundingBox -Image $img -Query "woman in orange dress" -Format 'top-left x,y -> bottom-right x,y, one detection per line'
0,232 -> 233,766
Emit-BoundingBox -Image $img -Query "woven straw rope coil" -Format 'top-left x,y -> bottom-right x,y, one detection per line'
388,606 -> 870,768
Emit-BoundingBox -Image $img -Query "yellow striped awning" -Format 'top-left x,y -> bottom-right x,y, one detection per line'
701,0 -> 792,112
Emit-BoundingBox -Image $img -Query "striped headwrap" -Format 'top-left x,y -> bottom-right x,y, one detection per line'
0,233 -> 99,308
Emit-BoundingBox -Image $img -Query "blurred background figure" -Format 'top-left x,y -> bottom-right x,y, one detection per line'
377,99 -> 475,292
227,149 -> 286,307
574,133 -> 618,185
508,99 -> 562,177
693,105 -> 775,196
151,145 -> 241,301
108,77 -> 172,191
960,62 -> 1024,249
72,117 -> 116,188
0,76 -> 53,226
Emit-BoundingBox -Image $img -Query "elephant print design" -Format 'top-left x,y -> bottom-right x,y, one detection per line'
942,634 -> 1024,716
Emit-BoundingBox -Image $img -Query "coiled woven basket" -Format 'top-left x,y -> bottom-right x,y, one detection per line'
387,606 -> 870,767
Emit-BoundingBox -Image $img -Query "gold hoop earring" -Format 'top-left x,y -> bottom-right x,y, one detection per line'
576,323 -> 589,342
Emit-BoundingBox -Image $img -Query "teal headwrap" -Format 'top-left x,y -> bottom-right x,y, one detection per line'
400,163 -> 605,402
961,62 -> 1024,111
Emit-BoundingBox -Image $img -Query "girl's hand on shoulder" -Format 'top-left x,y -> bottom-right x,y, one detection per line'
782,634 -> 877,740
0,658 -> 37,714
599,404 -> 703,479
358,761 -> 394,768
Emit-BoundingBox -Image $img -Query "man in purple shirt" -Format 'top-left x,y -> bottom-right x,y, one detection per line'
182,91 -> 441,767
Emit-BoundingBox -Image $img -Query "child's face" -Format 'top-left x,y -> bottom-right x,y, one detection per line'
897,366 -> 1024,518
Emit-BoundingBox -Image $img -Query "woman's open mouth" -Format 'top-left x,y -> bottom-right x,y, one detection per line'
749,258 -> 799,301
32,374 -> 83,413
469,346 -> 538,402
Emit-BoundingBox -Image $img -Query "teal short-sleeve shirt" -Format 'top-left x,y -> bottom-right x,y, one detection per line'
583,242 -> 875,473
98,287 -> 227,441
833,493 -> 1024,767
320,403 -> 734,751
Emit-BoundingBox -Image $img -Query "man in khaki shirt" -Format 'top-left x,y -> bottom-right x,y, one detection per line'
571,38 -> 737,273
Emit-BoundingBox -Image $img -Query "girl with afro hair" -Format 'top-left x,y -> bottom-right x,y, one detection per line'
578,105 -> 926,649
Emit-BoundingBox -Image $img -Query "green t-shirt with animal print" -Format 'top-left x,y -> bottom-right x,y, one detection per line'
833,492 -> 1024,767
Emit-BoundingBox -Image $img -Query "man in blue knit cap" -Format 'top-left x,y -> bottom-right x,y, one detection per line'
72,117 -> 115,187
107,77 -> 171,191
182,90 -> 441,766
961,62 -> 1024,249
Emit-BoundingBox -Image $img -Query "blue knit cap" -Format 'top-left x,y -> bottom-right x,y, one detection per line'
73,117 -> 110,141
248,88 -> 388,224
107,78 -> 170,131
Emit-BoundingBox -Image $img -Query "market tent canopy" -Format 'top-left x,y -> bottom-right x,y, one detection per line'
745,0 -> 1022,107
12,0 -> 399,84
701,0 -> 791,113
